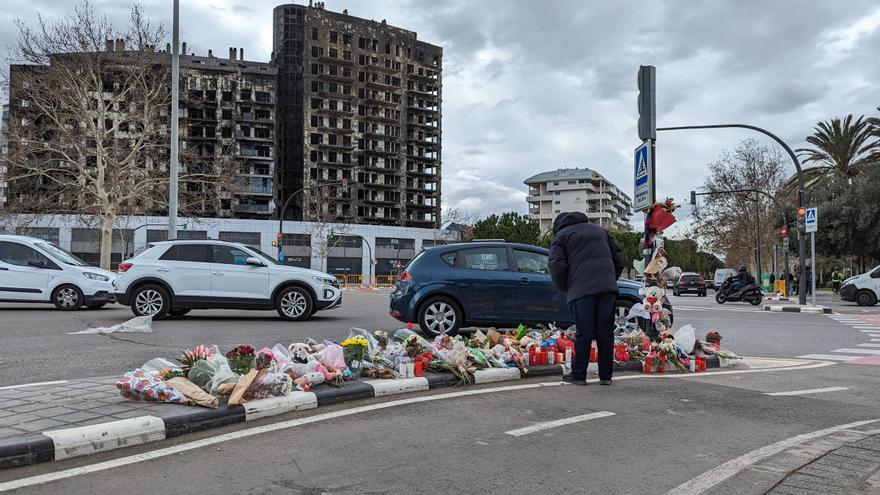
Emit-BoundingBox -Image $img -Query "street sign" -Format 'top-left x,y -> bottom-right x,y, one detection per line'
805,207 -> 818,233
278,252 -> 286,262
633,142 -> 653,210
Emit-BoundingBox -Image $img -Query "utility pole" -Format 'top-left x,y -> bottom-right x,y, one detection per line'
755,193 -> 761,284
168,0 -> 180,241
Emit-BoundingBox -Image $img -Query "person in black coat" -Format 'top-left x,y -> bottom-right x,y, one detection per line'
549,212 -> 625,386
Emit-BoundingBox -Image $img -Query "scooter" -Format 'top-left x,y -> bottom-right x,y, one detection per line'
715,278 -> 763,305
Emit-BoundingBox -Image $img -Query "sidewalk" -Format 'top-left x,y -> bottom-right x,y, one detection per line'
0,358 -> 722,469
768,433 -> 880,494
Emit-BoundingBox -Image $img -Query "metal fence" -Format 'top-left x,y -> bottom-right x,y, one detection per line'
332,274 -> 398,287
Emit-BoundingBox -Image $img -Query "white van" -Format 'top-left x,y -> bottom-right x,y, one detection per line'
0,235 -> 116,309
840,266 -> 880,306
713,268 -> 737,291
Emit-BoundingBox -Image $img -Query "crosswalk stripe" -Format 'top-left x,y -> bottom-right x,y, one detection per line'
797,354 -> 861,361
857,343 -> 880,348
832,348 -> 880,355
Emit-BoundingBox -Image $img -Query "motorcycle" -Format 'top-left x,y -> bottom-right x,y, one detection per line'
715,278 -> 763,305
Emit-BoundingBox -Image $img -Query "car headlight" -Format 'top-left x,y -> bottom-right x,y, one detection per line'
313,276 -> 339,286
83,272 -> 110,282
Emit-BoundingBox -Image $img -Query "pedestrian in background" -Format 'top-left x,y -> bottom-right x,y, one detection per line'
832,270 -> 842,293
549,212 -> 625,386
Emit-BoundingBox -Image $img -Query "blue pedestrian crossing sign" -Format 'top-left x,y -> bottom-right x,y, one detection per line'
633,142 -> 653,210
278,251 -> 286,262
805,207 -> 818,233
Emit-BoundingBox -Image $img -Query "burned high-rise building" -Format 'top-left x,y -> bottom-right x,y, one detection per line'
274,2 -> 442,228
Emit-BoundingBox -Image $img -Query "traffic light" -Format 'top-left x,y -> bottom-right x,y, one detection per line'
637,65 -> 656,141
274,232 -> 283,248
690,191 -> 697,206
796,207 -> 806,234
780,225 -> 788,237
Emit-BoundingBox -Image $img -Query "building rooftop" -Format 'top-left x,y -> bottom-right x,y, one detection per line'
523,168 -> 601,185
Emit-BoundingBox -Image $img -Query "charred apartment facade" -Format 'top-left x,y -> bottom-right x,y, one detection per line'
274,3 -> 442,228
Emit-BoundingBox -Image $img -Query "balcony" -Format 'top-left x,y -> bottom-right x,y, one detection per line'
237,184 -> 273,196
235,131 -> 274,142
232,203 -> 273,214
237,148 -> 273,160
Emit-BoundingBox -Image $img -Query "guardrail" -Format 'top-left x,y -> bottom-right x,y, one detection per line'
332,274 -> 398,287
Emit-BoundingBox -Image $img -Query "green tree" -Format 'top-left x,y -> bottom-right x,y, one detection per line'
795,114 -> 878,188
468,212 -> 541,245
812,164 -> 880,266
609,231 -> 641,277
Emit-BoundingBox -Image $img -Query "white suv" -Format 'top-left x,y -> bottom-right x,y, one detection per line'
114,240 -> 342,321
0,235 -> 116,310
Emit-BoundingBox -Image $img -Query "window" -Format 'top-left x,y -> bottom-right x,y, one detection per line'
222,109 -> 232,119
554,200 -> 560,204
553,182 -> 559,186
159,244 -> 208,262
311,98 -> 322,109
0,241 -> 55,268
453,248 -> 509,271
514,250 -> 549,275
568,180 -> 576,184
311,28 -> 318,41
218,232 -> 261,247
330,31 -> 338,43
212,245 -> 252,265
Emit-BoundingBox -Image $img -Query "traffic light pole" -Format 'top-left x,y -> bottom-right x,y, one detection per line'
692,188 -> 789,295
660,124 -> 808,305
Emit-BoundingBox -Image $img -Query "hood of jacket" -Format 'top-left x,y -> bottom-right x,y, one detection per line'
553,211 -> 590,235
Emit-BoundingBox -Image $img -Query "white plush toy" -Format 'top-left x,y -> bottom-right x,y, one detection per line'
287,343 -> 327,391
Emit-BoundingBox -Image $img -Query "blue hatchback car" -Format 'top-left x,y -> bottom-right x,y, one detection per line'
390,242 -> 663,336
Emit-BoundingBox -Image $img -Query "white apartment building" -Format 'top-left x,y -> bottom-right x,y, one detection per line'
525,168 -> 632,233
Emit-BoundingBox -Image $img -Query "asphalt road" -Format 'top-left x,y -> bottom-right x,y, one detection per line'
1,288 -> 879,494
0,288 -> 876,386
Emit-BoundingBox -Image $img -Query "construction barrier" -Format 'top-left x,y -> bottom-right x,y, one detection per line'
332,274 -> 398,287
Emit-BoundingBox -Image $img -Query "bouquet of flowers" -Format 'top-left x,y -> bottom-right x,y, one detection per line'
341,336 -> 369,377
177,345 -> 214,373
255,350 -> 275,370
658,339 -> 688,373
225,345 -> 256,375
705,331 -> 722,348
373,330 -> 389,349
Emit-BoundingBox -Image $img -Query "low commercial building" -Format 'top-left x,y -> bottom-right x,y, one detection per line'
0,214 -> 459,280
525,168 -> 633,233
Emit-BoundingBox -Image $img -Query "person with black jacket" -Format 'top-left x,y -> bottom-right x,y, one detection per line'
548,212 -> 625,386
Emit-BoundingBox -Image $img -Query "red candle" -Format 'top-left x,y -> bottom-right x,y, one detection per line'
414,360 -> 423,377
643,357 -> 653,373
541,350 -> 548,365
529,347 -> 536,364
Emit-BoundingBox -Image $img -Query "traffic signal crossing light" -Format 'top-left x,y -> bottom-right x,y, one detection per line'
780,225 -> 788,237
796,207 -> 806,234
690,191 -> 697,206
637,65 -> 656,141
273,232 -> 283,248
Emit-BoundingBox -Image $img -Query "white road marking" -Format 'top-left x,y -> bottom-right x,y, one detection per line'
0,380 -> 68,390
0,359 -> 834,492
665,419 -> 880,494
764,386 -> 850,396
857,343 -> 880,348
832,348 -> 880,355
797,354 -> 860,361
504,411 -> 615,437
854,327 -> 880,330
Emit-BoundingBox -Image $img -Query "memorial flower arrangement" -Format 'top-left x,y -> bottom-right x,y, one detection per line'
225,345 -> 256,375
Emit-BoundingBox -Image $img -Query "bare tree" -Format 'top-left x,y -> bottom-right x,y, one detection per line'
433,202 -> 476,242
302,185 -> 355,272
4,1 -> 235,269
692,139 -> 789,272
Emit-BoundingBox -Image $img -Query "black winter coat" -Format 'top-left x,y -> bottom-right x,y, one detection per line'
548,212 -> 625,304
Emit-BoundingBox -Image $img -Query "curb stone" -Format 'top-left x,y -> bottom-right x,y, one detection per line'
0,357 -> 719,470
763,304 -> 832,314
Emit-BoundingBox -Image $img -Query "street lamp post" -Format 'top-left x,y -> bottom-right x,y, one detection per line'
168,0 -> 180,241
660,124 -> 808,305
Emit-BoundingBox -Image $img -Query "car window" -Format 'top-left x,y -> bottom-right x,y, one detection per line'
455,248 -> 509,271
159,244 -> 208,263
35,242 -> 88,266
212,245 -> 251,265
441,251 -> 457,266
0,241 -> 55,268
514,250 -> 549,274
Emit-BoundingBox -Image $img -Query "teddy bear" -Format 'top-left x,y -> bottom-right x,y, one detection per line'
641,285 -> 672,334
287,343 -> 332,391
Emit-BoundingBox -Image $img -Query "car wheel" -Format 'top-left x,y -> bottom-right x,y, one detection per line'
131,284 -> 170,319
613,299 -> 640,335
85,302 -> 107,310
276,286 -> 314,321
52,285 -> 84,310
856,290 -> 878,307
715,292 -> 726,304
418,297 -> 462,336
168,308 -> 191,318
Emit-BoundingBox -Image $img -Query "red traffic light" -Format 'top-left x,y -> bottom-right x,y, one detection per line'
780,226 -> 788,236
277,233 -> 283,240
797,207 -> 806,216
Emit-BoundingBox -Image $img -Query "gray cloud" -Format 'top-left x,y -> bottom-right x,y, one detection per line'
2,0 -> 879,231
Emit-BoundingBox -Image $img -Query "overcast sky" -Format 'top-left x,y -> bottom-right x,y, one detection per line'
3,0 -> 879,233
